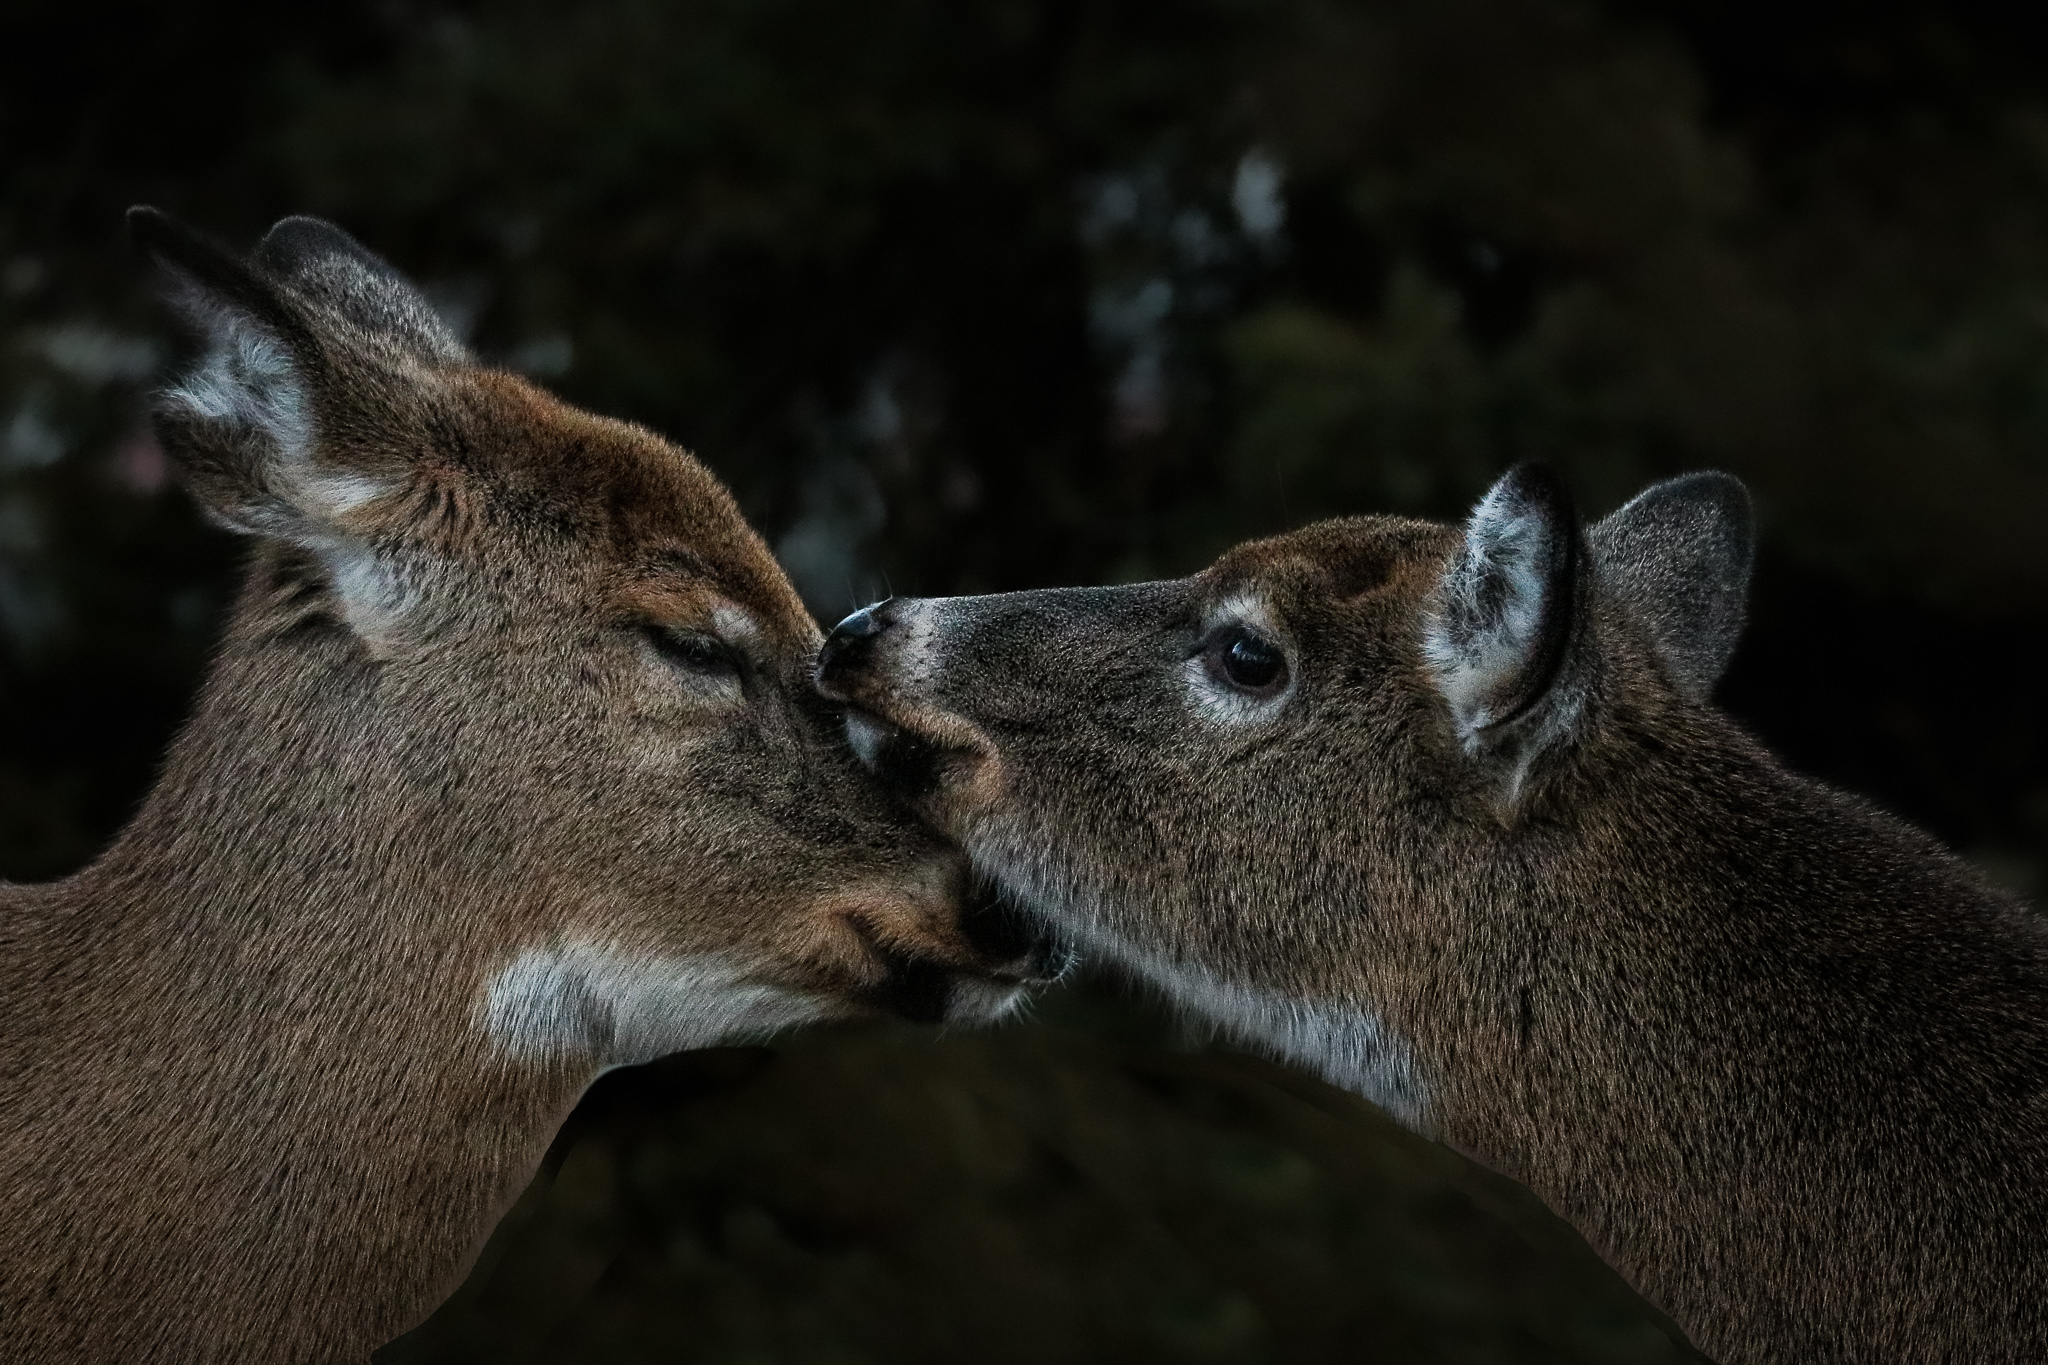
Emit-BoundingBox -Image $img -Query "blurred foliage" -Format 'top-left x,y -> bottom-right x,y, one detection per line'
6,0 -> 2048,1358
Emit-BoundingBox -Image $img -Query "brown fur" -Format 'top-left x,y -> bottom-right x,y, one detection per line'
819,468 -> 2048,1363
0,212 -> 1041,1363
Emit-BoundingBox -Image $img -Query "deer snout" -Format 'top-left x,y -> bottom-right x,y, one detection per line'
816,596 -> 898,688
815,597 -> 998,813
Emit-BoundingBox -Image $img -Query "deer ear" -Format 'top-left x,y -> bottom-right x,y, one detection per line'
1424,464 -> 1589,755
132,208 -> 468,644
1588,473 -> 1753,702
130,207 -> 466,541
247,215 -> 469,365
132,207 -> 325,539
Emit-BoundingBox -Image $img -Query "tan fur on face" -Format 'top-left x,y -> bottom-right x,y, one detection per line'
0,213 -> 1042,1364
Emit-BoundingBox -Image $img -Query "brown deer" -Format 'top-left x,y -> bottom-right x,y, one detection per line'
0,210 -> 1047,1363
817,465 -> 2048,1363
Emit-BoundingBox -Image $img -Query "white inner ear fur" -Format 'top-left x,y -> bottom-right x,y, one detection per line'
1422,483 -> 1558,741
164,301 -> 417,634
163,304 -> 316,498
1183,590 -> 1296,725
479,942 -> 824,1071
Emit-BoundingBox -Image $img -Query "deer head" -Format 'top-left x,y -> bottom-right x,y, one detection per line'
0,211 -> 1046,1362
133,205 -> 1044,1046
812,467 -> 1754,1119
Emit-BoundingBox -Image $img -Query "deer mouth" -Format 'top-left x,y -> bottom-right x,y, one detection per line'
932,918 -> 1077,1024
837,704 -> 967,796
837,895 -> 1069,1026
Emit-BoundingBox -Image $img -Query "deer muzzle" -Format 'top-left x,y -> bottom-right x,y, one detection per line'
816,597 -> 1002,809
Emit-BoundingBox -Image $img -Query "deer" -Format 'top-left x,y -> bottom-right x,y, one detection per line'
815,464 -> 2048,1363
0,210 -> 1051,1364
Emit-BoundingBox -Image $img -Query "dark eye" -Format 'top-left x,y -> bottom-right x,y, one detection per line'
645,626 -> 737,676
1205,627 -> 1290,696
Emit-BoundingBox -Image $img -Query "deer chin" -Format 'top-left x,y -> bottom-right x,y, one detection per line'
476,930 -> 1048,1074
765,879 -> 1057,1031
923,922 -> 1077,1024
837,806 -> 1073,1030
923,969 -> 1036,1026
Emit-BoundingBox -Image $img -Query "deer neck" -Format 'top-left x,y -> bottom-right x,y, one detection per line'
2,605 -> 593,1358
1411,729 -> 2048,1361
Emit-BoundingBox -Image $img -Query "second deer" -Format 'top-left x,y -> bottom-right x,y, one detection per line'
819,465 -> 2048,1364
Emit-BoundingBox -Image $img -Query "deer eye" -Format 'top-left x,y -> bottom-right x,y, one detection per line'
644,626 -> 737,676
1205,627 -> 1289,696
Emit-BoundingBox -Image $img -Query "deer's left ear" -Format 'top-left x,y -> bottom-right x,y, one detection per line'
1588,472 -> 1754,702
1423,464 -> 1591,770
131,207 -> 471,542
131,208 -> 469,644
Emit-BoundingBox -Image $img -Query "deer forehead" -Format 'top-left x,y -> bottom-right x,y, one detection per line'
383,388 -> 815,642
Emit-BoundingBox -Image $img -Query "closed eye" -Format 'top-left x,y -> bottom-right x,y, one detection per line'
643,625 -> 738,676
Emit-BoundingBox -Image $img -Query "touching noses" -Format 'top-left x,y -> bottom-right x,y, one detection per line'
816,597 -> 900,697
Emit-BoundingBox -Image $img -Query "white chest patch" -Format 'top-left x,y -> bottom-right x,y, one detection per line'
479,943 -> 824,1069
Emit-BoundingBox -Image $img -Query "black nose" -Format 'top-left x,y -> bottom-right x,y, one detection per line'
817,598 -> 897,691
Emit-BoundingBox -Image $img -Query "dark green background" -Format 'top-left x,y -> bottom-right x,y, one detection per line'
6,2 -> 2045,1358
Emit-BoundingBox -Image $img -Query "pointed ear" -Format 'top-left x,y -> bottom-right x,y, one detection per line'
130,207 -> 468,540
1424,464 -> 1587,748
1588,472 -> 1754,702
131,207 -> 322,538
247,215 -> 469,366
132,208 -> 470,644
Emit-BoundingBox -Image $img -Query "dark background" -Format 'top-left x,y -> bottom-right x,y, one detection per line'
5,1 -> 2045,1360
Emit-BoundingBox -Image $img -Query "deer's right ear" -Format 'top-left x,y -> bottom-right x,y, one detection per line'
1423,464 -> 1591,767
